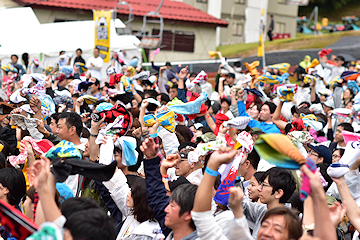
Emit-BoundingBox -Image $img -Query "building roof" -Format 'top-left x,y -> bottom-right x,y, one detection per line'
14,0 -> 228,27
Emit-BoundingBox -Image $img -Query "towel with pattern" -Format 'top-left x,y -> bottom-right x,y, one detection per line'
168,92 -> 208,120
143,110 -> 176,133
45,140 -> 82,160
254,133 -> 315,200
8,136 -> 54,167
223,116 -> 251,129
214,131 -> 254,206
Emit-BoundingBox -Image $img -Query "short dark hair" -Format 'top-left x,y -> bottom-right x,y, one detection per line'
76,48 -> 82,53
261,207 -> 302,240
61,197 -> 101,219
170,83 -> 178,90
253,171 -> 265,183
170,184 -> 198,230
94,47 -> 100,52
58,112 -> 83,137
64,208 -> 116,240
0,168 -> 26,205
263,101 -> 276,114
11,54 -> 18,60
248,150 -> 260,170
262,167 -> 296,203
339,122 -> 354,132
59,51 -> 65,55
130,178 -> 155,223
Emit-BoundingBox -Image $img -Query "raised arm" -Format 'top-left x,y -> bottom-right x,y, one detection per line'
333,176 -> 360,231
140,137 -> 171,237
89,115 -> 105,162
301,165 -> 337,240
272,101 -> 287,132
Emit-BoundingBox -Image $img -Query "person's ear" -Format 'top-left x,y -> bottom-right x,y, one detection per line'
182,211 -> 192,222
70,126 -> 76,136
3,187 -> 9,195
274,189 -> 284,200
190,163 -> 195,169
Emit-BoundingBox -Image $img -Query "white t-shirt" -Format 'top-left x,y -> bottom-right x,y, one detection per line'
86,56 -> 103,80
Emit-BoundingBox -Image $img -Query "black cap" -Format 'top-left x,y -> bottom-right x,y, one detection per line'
165,62 -> 172,67
210,100 -> 221,114
221,97 -> 231,106
308,144 -> 332,164
227,73 -> 235,79
335,56 -> 345,62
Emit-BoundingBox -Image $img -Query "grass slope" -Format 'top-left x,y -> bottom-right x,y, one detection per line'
218,30 -> 360,58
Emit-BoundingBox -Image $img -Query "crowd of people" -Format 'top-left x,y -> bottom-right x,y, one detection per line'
0,46 -> 359,240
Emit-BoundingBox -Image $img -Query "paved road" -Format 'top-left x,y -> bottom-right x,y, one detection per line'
164,36 -> 360,74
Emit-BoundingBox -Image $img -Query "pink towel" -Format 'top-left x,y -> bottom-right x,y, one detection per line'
9,136 -> 54,167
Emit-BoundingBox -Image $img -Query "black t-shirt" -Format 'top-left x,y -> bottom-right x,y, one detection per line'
74,56 -> 86,65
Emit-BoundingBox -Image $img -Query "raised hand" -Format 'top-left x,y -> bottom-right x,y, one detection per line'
228,186 -> 245,218
208,146 -> 237,169
178,66 -> 188,79
140,138 -> 159,160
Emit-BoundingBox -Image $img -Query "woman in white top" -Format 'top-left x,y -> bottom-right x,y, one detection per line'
103,169 -> 164,240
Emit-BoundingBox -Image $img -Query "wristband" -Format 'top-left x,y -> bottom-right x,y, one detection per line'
205,115 -> 211,119
90,133 -> 98,138
149,133 -> 157,138
161,174 -> 169,178
132,91 -> 137,95
205,166 -> 218,177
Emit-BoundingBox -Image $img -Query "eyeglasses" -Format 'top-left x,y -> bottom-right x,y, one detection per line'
309,151 -> 320,158
259,182 -> 272,189
332,154 -> 341,159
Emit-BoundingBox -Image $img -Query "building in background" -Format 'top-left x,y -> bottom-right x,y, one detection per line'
181,0 -> 299,45
7,0 -> 228,61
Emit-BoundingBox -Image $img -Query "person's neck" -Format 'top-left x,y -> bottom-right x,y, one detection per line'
337,141 -> 346,147
243,168 -> 256,181
267,201 -> 283,210
91,90 -> 99,95
172,225 -> 195,240
70,137 -> 81,146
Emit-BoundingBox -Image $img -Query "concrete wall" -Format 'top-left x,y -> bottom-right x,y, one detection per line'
130,21 -> 217,61
267,0 -> 298,38
180,0 -> 298,45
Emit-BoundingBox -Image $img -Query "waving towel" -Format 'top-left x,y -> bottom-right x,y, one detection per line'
168,92 -> 208,119
327,141 -> 360,178
8,137 -> 54,167
267,63 -> 290,73
45,140 -> 82,160
11,114 -> 44,139
254,133 -> 315,200
342,130 -> 360,144
143,110 -> 176,133
277,84 -> 298,102
244,88 -> 263,97
223,116 -> 251,129
186,70 -> 208,89
51,157 -> 117,182
188,138 -> 226,165
258,73 -> 289,85
214,131 -> 254,206
115,136 -> 138,166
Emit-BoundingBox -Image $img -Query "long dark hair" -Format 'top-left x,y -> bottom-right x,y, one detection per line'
131,178 -> 155,223
22,53 -> 29,68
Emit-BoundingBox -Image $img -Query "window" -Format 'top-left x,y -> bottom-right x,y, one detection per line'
275,22 -> 286,33
232,22 -> 243,36
196,0 -> 208,3
234,0 -> 245,4
152,30 -> 195,52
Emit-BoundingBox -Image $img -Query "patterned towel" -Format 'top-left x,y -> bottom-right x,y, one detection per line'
8,136 -> 54,167
45,140 -> 82,160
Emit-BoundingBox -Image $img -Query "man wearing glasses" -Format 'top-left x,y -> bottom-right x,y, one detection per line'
241,167 -> 296,238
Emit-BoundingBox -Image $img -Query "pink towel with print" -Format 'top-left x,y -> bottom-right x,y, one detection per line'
8,136 -> 54,167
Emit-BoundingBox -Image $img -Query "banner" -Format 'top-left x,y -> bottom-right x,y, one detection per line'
93,10 -> 112,63
257,9 -> 265,57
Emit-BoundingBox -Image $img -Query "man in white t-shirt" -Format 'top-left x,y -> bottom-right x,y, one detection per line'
86,48 -> 103,81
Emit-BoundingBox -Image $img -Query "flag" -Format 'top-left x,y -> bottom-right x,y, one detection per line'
93,10 -> 112,62
257,9 -> 265,57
